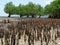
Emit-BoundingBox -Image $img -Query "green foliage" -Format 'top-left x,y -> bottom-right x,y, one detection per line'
4,2 -> 43,17
4,2 -> 15,15
4,0 -> 60,18
25,2 -> 43,16
44,0 -> 60,18
34,4 -> 43,15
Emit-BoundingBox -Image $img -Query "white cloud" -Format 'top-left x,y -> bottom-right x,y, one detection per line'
45,0 -> 53,5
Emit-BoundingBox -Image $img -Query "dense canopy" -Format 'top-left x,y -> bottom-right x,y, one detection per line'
4,2 -> 43,18
44,0 -> 60,18
4,0 -> 60,18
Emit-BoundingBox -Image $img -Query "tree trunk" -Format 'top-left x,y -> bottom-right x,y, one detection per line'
8,13 -> 11,17
39,16 -> 40,18
32,15 -> 34,18
48,15 -> 51,18
27,15 -> 29,18
20,15 -> 22,18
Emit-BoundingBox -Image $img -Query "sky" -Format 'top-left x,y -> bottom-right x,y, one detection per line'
0,0 -> 53,16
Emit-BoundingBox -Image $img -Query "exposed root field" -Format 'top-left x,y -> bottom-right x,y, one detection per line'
0,18 -> 60,45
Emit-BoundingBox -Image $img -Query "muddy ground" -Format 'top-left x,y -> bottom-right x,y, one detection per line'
0,18 -> 59,45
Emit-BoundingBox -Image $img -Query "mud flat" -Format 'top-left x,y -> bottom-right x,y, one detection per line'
0,18 -> 59,45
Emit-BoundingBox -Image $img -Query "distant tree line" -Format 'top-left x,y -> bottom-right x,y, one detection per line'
44,0 -> 60,18
4,0 -> 60,18
4,2 -> 43,18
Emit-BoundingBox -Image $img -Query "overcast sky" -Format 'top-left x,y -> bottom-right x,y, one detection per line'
0,0 -> 53,16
